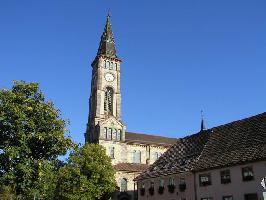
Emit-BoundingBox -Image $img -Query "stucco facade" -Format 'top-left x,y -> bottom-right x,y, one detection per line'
138,173 -> 195,200
196,161 -> 266,200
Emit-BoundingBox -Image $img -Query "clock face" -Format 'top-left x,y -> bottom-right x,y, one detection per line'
105,73 -> 114,82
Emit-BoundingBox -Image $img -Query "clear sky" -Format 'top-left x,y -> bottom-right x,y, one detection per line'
1,1 -> 266,144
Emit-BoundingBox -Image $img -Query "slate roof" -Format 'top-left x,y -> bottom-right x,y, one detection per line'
125,132 -> 177,147
114,163 -> 149,172
97,13 -> 117,58
136,112 -> 266,180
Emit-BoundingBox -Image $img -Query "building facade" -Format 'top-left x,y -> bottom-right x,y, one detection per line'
136,112 -> 266,200
85,14 -> 176,200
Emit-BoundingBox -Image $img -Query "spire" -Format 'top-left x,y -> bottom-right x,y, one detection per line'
97,12 -> 117,58
200,110 -> 206,131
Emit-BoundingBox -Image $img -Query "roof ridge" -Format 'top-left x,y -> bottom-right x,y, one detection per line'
126,131 -> 177,140
207,112 -> 266,131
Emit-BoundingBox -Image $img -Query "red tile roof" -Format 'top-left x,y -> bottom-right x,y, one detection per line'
125,132 -> 177,147
114,163 -> 149,172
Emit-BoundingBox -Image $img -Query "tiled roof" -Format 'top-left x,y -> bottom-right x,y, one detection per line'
114,163 -> 149,172
136,112 -> 266,180
136,130 -> 210,180
192,112 -> 266,171
125,132 -> 177,147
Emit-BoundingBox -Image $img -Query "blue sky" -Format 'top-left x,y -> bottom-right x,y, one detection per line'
1,1 -> 266,144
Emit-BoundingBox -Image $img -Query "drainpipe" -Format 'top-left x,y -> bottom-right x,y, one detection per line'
193,172 -> 198,200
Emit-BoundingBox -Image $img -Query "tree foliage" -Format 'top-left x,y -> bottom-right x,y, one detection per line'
0,81 -> 73,198
56,144 -> 117,200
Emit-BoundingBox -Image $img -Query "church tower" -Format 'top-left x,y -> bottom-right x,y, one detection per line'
85,14 -> 126,144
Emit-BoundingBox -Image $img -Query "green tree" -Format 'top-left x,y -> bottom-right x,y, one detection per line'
56,144 -> 117,200
0,81 -> 73,199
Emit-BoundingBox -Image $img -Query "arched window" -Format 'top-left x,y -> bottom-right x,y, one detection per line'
104,87 -> 113,114
107,128 -> 112,140
120,178 -> 127,192
133,150 -> 141,163
106,61 -> 110,69
104,127 -> 108,139
109,62 -> 113,70
154,152 -> 159,161
113,129 -> 117,140
117,129 -> 121,140
104,60 -> 107,68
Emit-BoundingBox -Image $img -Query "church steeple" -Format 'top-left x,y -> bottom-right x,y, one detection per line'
97,13 -> 117,58
86,13 -> 126,144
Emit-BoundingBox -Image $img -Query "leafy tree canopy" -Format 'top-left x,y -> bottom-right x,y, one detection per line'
0,81 -> 73,198
56,144 -> 117,200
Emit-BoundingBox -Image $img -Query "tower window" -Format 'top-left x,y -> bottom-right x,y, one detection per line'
109,62 -> 113,70
104,87 -> 113,114
106,61 -> 110,69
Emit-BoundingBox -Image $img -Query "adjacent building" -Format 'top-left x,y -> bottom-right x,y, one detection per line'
136,112 -> 266,200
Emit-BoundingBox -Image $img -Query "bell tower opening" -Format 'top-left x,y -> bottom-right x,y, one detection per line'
104,87 -> 113,114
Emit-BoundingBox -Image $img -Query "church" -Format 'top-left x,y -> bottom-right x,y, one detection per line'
85,14 -> 177,200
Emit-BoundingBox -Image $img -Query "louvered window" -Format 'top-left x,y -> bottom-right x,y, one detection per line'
104,87 -> 113,114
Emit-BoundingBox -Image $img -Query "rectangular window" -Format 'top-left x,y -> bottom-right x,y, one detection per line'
242,166 -> 254,181
223,196 -> 233,200
221,169 -> 231,184
169,177 -> 175,186
244,193 -> 258,200
199,173 -> 211,186
159,179 -> 164,187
